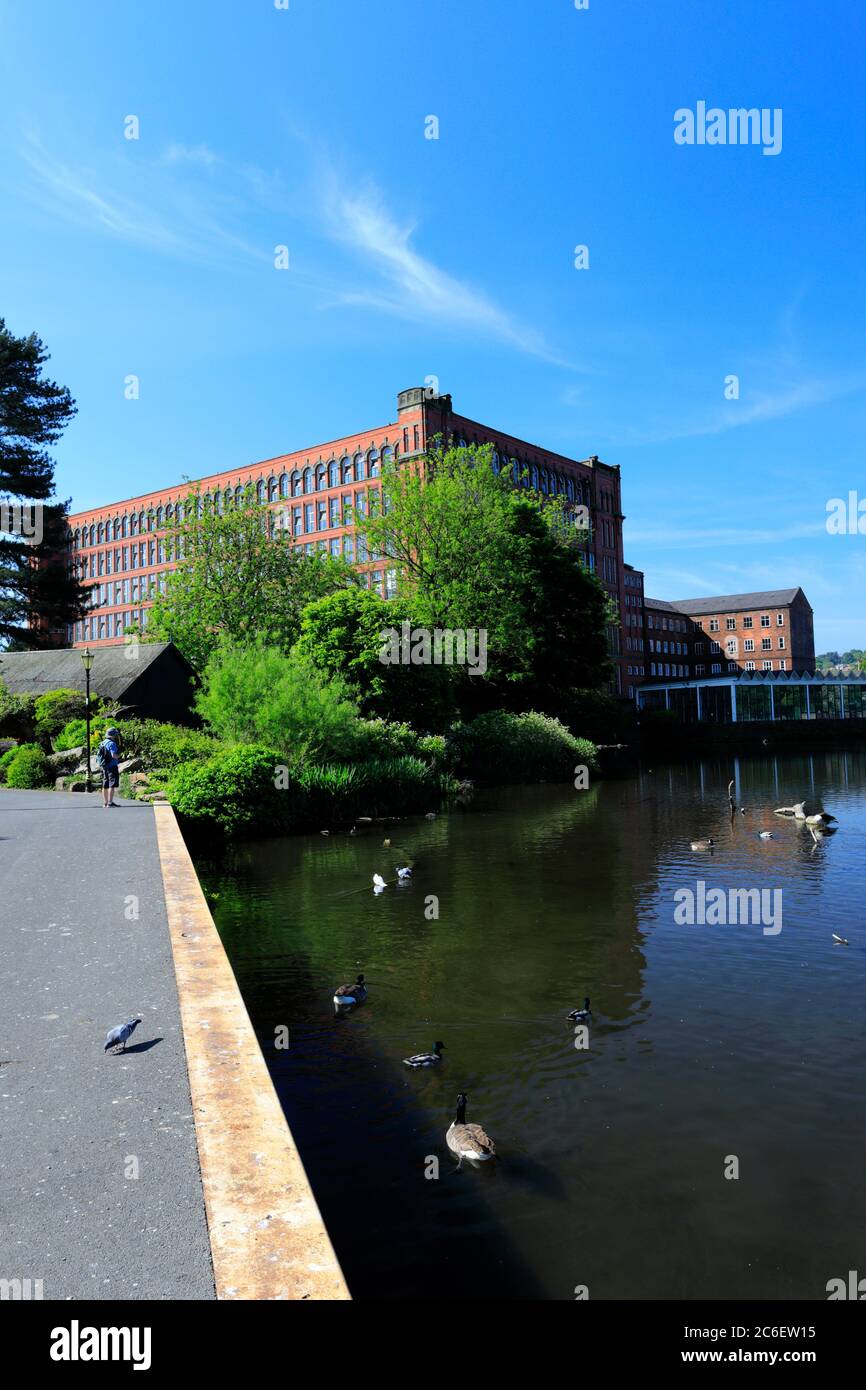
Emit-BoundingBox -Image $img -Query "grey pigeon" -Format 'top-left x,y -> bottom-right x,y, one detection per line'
104,1018 -> 141,1053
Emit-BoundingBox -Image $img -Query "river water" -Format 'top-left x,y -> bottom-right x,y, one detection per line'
196,749 -> 866,1301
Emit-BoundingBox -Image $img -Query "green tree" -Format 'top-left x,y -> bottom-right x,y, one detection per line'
358,440 -> 611,716
296,587 -> 456,728
0,319 -> 87,647
146,487 -> 356,670
195,640 -> 361,763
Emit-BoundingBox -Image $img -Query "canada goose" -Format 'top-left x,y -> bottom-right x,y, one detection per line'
404,1041 -> 445,1068
396,865 -> 413,880
832,933 -> 849,946
690,837 -> 714,851
333,973 -> 367,1009
759,831 -> 774,840
567,997 -> 592,1023
446,1092 -> 496,1163
806,812 -> 837,826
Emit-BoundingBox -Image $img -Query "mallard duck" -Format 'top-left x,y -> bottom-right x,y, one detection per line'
333,973 -> 367,1009
832,933 -> 849,946
759,831 -> 774,840
396,865 -> 413,880
690,837 -> 714,851
404,1040 -> 445,1068
567,997 -> 592,1023
446,1092 -> 496,1163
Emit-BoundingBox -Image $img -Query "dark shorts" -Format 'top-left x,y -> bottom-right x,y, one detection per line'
102,766 -> 120,789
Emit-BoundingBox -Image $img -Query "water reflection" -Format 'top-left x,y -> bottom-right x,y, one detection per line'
198,749 -> 866,1300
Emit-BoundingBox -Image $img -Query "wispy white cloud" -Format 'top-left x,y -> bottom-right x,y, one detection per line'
317,170 -> 574,366
15,131 -> 270,265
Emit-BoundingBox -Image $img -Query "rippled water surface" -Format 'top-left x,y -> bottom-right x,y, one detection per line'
196,749 -> 866,1300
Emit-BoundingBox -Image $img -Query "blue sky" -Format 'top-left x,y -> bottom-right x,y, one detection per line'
1,0 -> 864,652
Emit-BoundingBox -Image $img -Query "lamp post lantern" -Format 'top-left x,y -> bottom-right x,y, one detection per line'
80,647 -> 94,793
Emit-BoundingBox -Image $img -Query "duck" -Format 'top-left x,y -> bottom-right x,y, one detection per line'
404,1040 -> 445,1068
333,973 -> 367,1009
759,831 -> 774,840
396,865 -> 413,880
372,873 -> 387,890
383,838 -> 391,847
690,837 -> 714,851
832,933 -> 849,946
446,1092 -> 496,1163
567,997 -> 592,1023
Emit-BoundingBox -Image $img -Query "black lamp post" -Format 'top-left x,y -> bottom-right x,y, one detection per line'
80,646 -> 94,793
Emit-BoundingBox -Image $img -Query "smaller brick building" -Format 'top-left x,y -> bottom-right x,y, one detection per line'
641,587 -> 815,684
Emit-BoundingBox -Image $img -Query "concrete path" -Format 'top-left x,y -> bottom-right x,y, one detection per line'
0,789 -> 215,1300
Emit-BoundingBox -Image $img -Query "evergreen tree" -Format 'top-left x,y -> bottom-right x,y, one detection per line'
0,319 -> 86,647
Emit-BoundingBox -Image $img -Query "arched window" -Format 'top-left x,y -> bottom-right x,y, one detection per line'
268,476 -> 278,502
341,456 -> 352,484
368,448 -> 380,477
96,522 -> 104,544
315,463 -> 327,491
291,471 -> 302,497
354,452 -> 366,482
380,445 -> 393,468
223,489 -> 232,511
256,479 -> 265,503
165,503 -> 174,523
138,510 -> 146,533
156,506 -> 164,527
279,472 -> 289,498
328,458 -> 339,488
235,485 -> 244,506
531,464 -> 539,490
303,467 -> 313,494
73,528 -> 80,549
130,513 -> 138,536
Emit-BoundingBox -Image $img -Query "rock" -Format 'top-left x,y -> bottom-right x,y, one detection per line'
67,780 -> 88,793
130,772 -> 149,788
46,747 -> 84,773
117,757 -> 143,774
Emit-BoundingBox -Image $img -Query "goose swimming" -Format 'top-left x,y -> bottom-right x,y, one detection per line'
690,837 -> 714,851
446,1092 -> 496,1163
333,973 -> 367,1009
404,1041 -> 445,1068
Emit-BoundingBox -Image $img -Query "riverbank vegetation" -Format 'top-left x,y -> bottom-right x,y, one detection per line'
1,442 -> 623,830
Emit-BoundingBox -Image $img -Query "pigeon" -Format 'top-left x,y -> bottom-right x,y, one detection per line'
104,1018 -> 141,1053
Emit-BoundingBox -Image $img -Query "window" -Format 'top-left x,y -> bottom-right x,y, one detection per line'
760,614 -> 771,627
778,660 -> 787,671
342,534 -> 354,562
268,477 -> 278,502
354,453 -> 366,482
726,639 -> 737,655
711,662 -> 721,674
328,459 -> 339,488
256,480 -> 265,503
778,636 -> 786,649
744,638 -> 754,652
695,641 -> 705,654
762,660 -> 773,670
341,457 -> 352,485
368,448 -> 380,477
291,471 -> 302,497
315,464 -> 326,492
303,468 -> 313,494
726,617 -> 736,630
709,618 -> 720,632
727,662 -> 738,673
743,616 -> 752,629
304,503 -> 314,532
745,660 -> 756,671
761,637 -> 772,651
292,506 -> 302,537
317,501 -> 327,530
329,497 -> 340,527
695,663 -> 705,675
776,613 -> 784,626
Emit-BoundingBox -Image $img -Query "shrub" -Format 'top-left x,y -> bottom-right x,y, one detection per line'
448,709 -> 598,786
0,744 -> 29,782
113,718 -> 220,771
33,688 -> 88,743
168,744 -> 287,837
5,744 -> 52,789
0,681 -> 37,742
54,718 -> 90,752
195,641 -> 360,763
560,688 -> 635,744
288,756 -> 444,826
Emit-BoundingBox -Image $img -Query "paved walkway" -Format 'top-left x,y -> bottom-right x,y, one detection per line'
0,790 -> 215,1300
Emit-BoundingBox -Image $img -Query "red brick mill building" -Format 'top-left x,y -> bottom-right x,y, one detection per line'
64,387 -> 635,695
